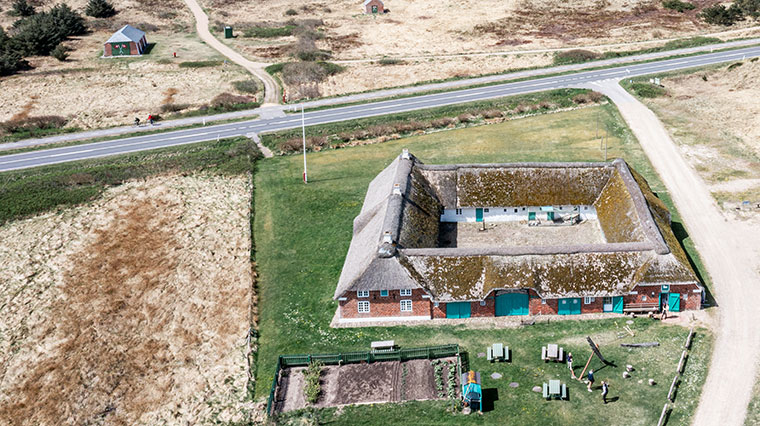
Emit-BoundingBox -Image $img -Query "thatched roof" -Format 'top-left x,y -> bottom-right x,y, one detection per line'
334,152 -> 700,301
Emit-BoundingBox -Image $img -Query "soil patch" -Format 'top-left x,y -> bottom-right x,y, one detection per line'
0,174 -> 255,424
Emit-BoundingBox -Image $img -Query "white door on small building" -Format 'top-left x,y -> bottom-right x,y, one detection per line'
603,297 -> 613,312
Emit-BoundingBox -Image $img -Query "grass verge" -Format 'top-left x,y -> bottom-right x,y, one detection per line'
253,104 -> 712,424
0,136 -> 260,224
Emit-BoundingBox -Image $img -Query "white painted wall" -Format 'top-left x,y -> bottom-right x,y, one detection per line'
440,205 -> 598,223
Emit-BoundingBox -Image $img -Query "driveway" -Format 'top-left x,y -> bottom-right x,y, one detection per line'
182,0 -> 280,105
589,81 -> 760,425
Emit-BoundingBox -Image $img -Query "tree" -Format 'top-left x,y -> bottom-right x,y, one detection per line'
49,3 -> 87,37
700,3 -> 743,25
735,0 -> 760,18
85,0 -> 117,18
0,28 -> 28,76
11,13 -> 65,56
10,0 -> 36,17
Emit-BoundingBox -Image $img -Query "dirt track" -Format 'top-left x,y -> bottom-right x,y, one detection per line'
181,0 -> 280,105
592,81 -> 760,425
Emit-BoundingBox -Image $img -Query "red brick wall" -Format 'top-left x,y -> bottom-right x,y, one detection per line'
339,288 -> 431,319
104,43 -> 112,56
129,41 -> 138,55
472,296 -> 495,317
581,297 -> 605,314
626,284 -> 702,310
528,290 -> 556,315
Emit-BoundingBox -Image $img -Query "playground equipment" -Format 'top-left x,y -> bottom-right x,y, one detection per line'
461,370 -> 482,414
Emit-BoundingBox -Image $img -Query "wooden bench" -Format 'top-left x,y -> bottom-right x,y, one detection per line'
542,383 -> 549,399
487,347 -> 494,362
371,340 -> 396,352
561,383 -> 567,400
623,303 -> 659,313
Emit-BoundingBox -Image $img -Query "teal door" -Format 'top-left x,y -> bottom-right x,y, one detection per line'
558,298 -> 581,315
476,208 -> 484,222
528,211 -> 536,221
547,212 -> 554,221
446,302 -> 471,319
612,296 -> 624,314
668,293 -> 681,312
495,293 -> 529,316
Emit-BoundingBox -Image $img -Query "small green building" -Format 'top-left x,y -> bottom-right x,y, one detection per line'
104,25 -> 148,57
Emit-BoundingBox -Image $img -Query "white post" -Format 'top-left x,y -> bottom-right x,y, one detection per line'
302,104 -> 308,184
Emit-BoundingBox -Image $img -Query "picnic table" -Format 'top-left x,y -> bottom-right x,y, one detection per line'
542,379 -> 568,400
541,343 -> 564,362
487,343 -> 510,362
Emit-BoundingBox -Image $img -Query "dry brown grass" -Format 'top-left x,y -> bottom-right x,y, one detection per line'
0,175 -> 256,425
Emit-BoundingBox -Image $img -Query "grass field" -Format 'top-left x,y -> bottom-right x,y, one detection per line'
0,136 -> 260,224
253,104 -> 712,424
747,373 -> 760,426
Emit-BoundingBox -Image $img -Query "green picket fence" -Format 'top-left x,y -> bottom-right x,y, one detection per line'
267,344 -> 460,415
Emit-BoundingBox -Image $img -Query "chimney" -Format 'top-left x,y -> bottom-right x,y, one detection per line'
401,149 -> 410,160
382,231 -> 393,244
392,183 -> 402,196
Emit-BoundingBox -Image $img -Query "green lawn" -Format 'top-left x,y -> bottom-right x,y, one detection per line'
253,104 -> 712,424
746,373 -> 760,425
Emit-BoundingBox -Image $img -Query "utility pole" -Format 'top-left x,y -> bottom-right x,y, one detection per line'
302,103 -> 308,184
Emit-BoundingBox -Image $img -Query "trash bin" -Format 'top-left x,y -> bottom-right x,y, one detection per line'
224,26 -> 233,39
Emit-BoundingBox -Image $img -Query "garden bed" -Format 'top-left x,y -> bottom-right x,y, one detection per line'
273,357 -> 459,413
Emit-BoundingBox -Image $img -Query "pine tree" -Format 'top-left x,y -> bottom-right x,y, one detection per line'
85,0 -> 117,18
10,0 -> 36,17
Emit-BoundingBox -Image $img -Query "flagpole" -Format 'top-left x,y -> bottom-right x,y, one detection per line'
302,103 -> 308,184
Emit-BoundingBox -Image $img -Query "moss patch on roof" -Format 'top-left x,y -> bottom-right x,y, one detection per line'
456,167 -> 612,208
398,167 -> 442,249
594,168 -> 646,243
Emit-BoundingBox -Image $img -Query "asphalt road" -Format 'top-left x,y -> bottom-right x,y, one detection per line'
2,45 -> 760,172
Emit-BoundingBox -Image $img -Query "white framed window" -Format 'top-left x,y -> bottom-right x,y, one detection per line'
400,300 -> 413,312
642,295 -> 648,301
380,290 -> 388,297
504,208 -> 508,212
514,208 -> 518,213
400,289 -> 412,297
541,299 -> 547,305
358,301 -> 370,313
357,290 -> 369,298
480,300 -> 486,306
584,297 -> 595,305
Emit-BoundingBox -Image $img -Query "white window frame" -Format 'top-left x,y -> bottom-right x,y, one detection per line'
584,297 -> 595,304
357,301 -> 370,313
380,290 -> 388,297
642,295 -> 648,302
400,300 -> 413,312
480,300 -> 486,306
400,289 -> 412,297
357,290 -> 369,298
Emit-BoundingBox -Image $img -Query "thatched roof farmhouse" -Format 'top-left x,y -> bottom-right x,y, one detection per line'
334,150 -> 702,324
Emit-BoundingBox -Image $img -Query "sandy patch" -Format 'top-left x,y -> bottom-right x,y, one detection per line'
640,59 -> 760,207
0,174 -> 257,425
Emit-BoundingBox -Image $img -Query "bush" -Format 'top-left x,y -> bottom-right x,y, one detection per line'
85,0 -> 117,18
51,44 -> 69,61
265,62 -> 284,74
378,57 -> 403,65
700,4 -> 743,25
629,82 -> 667,98
456,113 -> 475,123
159,103 -> 190,113
736,0 -> 760,18
554,49 -> 601,65
662,0 -> 695,13
0,28 -> 28,76
11,3 -> 86,56
431,117 -> 456,128
211,92 -> 254,108
1,115 -> 67,134
479,109 -> 503,119
281,61 -> 327,85
244,25 -> 295,38
49,3 -> 87,36
317,61 -> 344,76
10,0 -> 36,17
285,8 -> 298,16
303,361 -> 324,404
178,60 -> 223,68
232,79 -> 260,94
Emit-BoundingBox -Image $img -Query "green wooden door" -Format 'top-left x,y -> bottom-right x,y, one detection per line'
547,212 -> 554,221
111,42 -> 130,56
612,296 -> 624,314
446,302 -> 471,319
528,211 -> 536,221
668,293 -> 681,312
558,298 -> 581,315
495,293 -> 529,316
476,208 -> 484,222
371,4 -> 378,13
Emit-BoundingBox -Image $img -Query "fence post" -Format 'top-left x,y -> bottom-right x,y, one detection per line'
657,403 -> 669,426
668,375 -> 679,402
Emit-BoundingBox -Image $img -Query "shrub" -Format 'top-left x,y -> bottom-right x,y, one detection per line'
265,63 -> 284,74
281,61 -> 327,85
317,61 -> 344,76
662,0 -> 695,13
480,109 -> 503,119
727,61 -> 743,71
285,8 -> 298,16
211,92 -> 254,108
11,3 -> 86,57
85,0 -> 117,18
159,103 -> 190,113
1,115 -> 67,134
629,82 -> 667,98
10,0 -> 36,17
571,91 -> 604,104
49,3 -> 87,37
736,0 -> 760,18
244,25 -> 295,38
302,361 -> 324,404
431,117 -> 456,128
178,60 -> 223,68
0,28 -> 28,76
456,113 -> 475,123
51,44 -> 69,61
700,4 -> 743,25
378,57 -> 403,65
232,79 -> 260,94
554,49 -> 601,65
